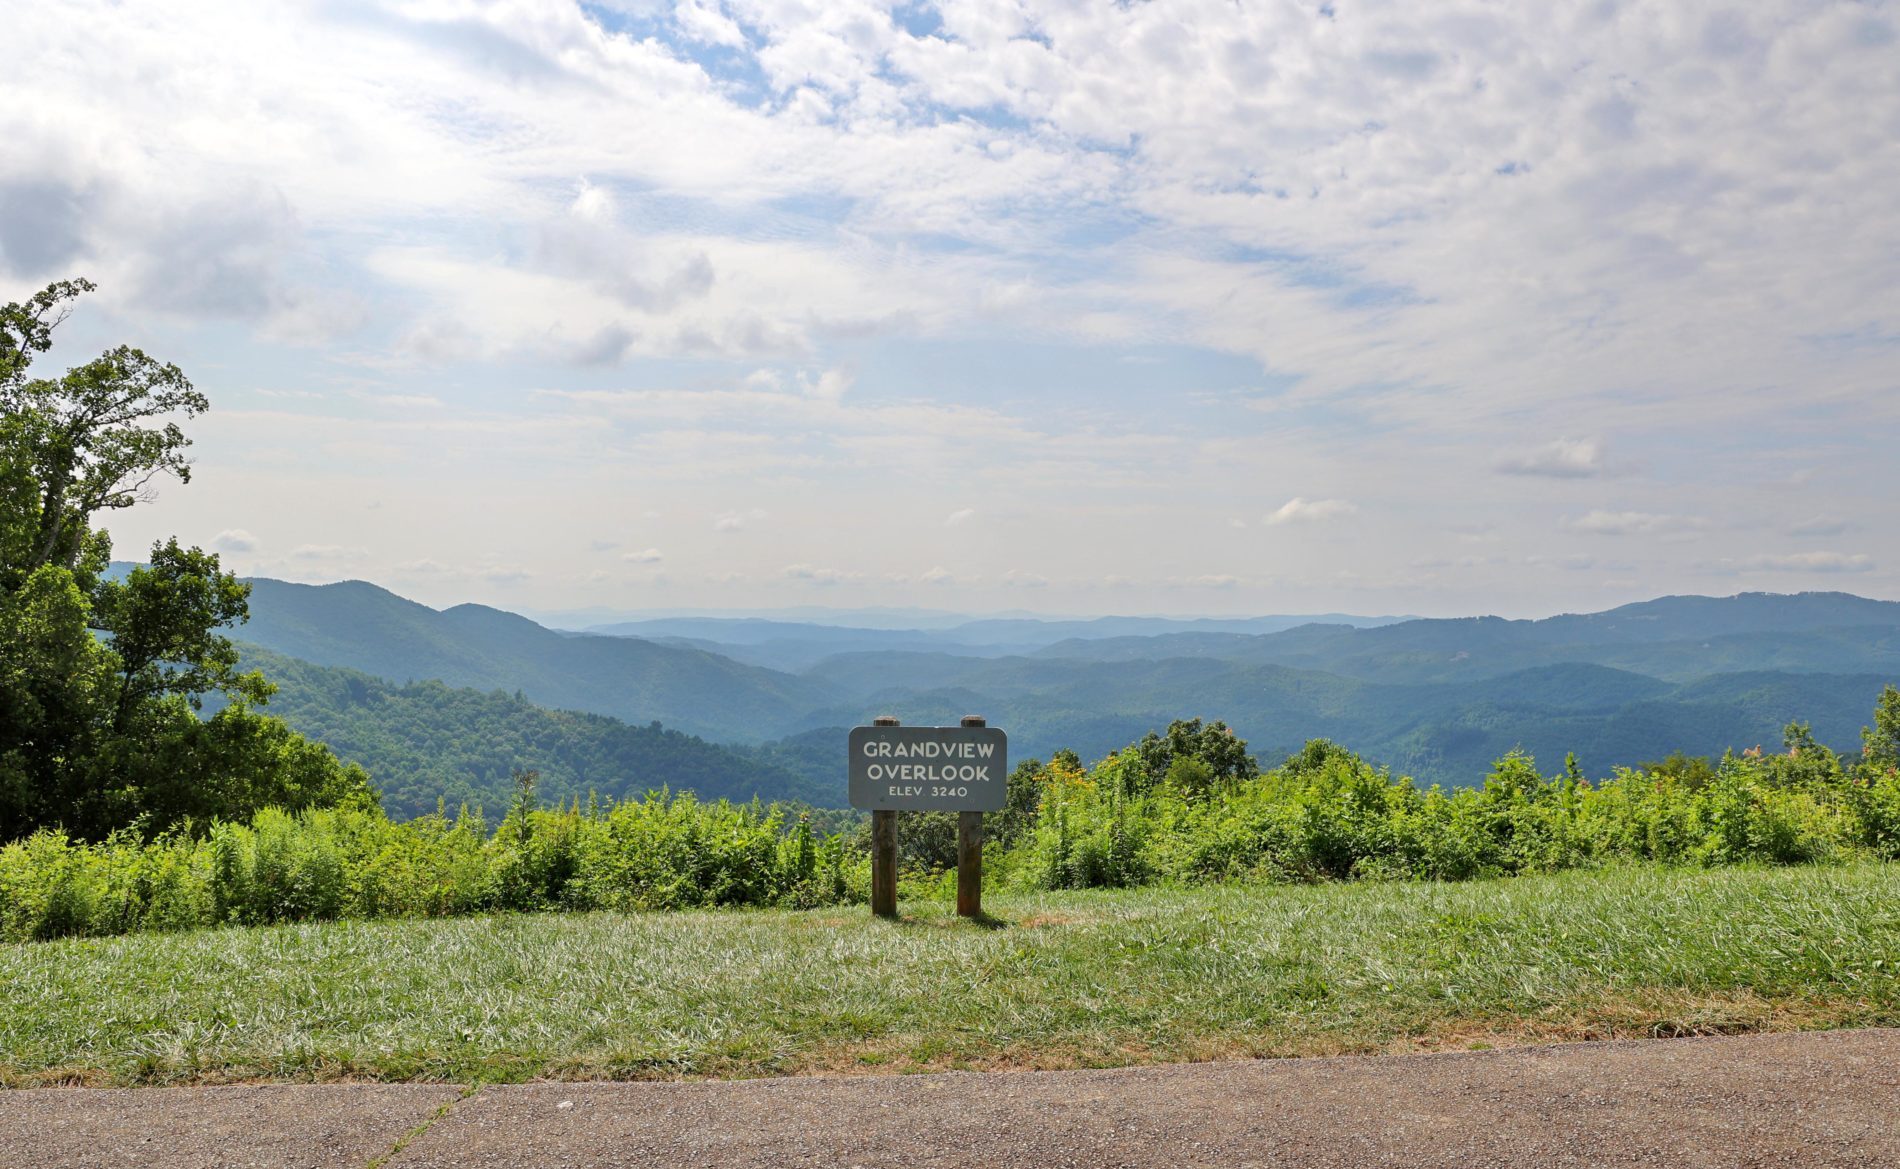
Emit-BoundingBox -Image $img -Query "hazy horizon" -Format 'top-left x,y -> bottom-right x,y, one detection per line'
218,564 -> 1896,628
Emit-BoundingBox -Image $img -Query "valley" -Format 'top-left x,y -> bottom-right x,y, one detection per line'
225,576 -> 1900,813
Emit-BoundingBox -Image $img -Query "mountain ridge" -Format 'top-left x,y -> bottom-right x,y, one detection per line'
236,577 -> 837,742
207,574 -> 1900,804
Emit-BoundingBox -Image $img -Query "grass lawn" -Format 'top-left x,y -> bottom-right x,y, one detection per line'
3,863 -> 1896,1086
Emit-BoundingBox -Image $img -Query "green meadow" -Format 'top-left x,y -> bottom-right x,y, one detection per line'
5,863 -> 1895,1087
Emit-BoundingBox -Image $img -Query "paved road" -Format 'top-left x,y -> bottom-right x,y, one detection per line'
4,1029 -> 1897,1168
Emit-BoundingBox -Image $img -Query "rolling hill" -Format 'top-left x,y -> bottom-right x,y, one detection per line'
1030,593 -> 1900,683
582,611 -> 1412,672
234,646 -> 841,817
236,578 -> 837,742
783,657 -> 1892,785
225,577 -> 1900,803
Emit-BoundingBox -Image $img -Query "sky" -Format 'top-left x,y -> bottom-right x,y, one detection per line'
5,0 -> 1897,620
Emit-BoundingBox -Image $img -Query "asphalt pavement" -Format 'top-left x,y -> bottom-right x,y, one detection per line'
3,1028 -> 1896,1168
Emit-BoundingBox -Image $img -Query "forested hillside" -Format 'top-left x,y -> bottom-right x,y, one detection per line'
1032,594 -> 1900,682
791,660 -> 1893,787
227,578 -> 1900,801
234,647 -> 840,817
237,578 -> 836,741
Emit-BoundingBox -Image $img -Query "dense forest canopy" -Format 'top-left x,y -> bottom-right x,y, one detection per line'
232,645 -> 838,817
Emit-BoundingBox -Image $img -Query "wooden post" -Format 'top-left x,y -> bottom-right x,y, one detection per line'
957,811 -> 982,918
871,715 -> 900,919
957,715 -> 986,918
872,811 -> 897,918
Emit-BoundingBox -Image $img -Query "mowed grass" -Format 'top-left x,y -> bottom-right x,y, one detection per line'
3,863 -> 1897,1086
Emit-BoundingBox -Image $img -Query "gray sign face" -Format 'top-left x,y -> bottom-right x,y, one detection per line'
848,725 -> 1009,812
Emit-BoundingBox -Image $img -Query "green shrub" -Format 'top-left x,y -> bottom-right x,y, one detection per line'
9,696 -> 1900,945
999,728 -> 1897,895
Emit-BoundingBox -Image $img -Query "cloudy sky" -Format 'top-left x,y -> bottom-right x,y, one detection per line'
6,0 -> 1897,619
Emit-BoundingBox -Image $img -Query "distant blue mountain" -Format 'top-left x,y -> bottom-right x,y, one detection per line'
234,578 -> 838,742
1032,593 -> 1900,682
584,611 -> 1412,671
215,577 -> 1898,804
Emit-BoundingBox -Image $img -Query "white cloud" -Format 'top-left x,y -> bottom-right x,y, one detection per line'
782,563 -> 861,585
19,0 -> 1900,616
945,508 -> 976,526
1790,515 -> 1852,537
1524,554 -> 1602,571
211,528 -> 256,553
674,0 -> 749,50
397,559 -> 456,575
1723,551 -> 1876,574
286,544 -> 369,561
389,558 -> 533,583
807,368 -> 852,403
622,548 -> 664,563
1496,439 -> 1606,479
353,392 -> 443,410
714,508 -> 768,531
919,565 -> 955,585
1567,510 -> 1706,536
1266,498 -> 1358,526
11,2 -> 1899,421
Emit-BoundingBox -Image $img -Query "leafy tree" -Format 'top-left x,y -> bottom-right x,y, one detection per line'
1864,685 -> 1900,774
93,541 -> 265,729
0,278 -> 369,840
1746,720 -> 1847,791
893,810 -> 960,871
1133,717 -> 1259,796
2,279 -> 205,584
987,758 -> 1049,849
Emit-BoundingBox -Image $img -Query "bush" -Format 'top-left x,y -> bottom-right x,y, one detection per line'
8,697 -> 1900,944
0,791 -> 864,942
999,725 -> 1895,894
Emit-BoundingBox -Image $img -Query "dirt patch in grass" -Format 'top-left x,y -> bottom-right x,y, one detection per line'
737,989 -> 1884,1080
1377,990 -> 1869,1057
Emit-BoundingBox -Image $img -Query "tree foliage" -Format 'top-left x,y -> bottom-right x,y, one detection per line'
232,645 -> 835,818
1132,717 -> 1260,795
6,688 -> 1900,942
0,279 -> 369,841
1865,685 -> 1900,773
1014,696 -> 1900,892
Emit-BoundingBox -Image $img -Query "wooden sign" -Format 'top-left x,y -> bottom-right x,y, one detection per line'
848,723 -> 1009,812
854,715 -> 1002,919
